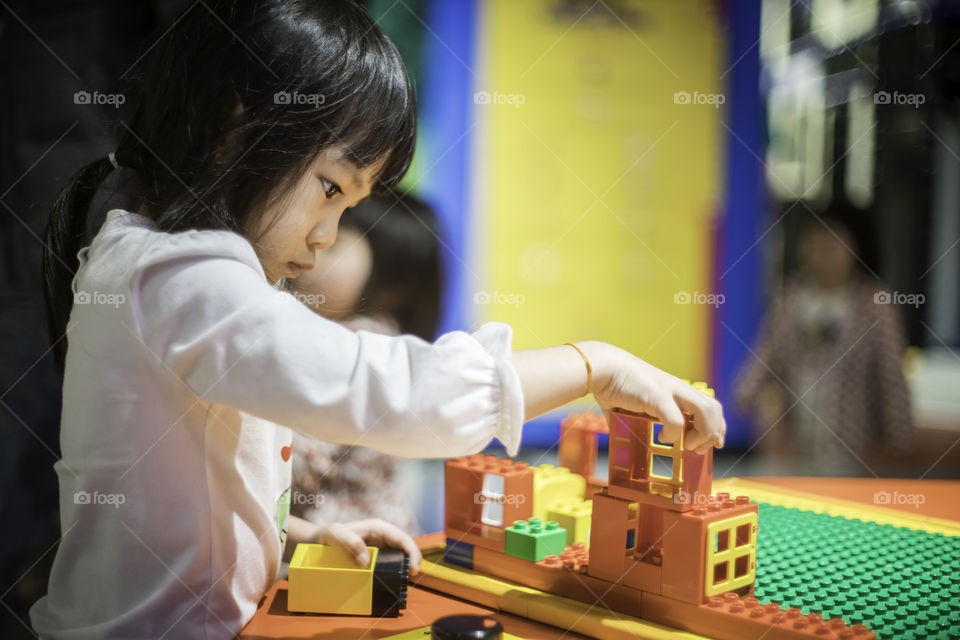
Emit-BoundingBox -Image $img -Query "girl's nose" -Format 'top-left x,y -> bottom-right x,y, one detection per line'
308,224 -> 337,252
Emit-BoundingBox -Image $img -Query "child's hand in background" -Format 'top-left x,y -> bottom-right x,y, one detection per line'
319,518 -> 422,574
585,341 -> 726,454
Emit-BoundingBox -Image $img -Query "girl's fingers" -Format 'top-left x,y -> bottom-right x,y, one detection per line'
323,523 -> 371,567
672,385 -> 726,452
649,389 -> 686,444
348,519 -> 422,574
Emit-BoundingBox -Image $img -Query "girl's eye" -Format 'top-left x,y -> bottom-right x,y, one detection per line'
320,178 -> 342,199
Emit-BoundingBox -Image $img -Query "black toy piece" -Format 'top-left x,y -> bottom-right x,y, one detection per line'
370,548 -> 409,617
430,614 -> 503,640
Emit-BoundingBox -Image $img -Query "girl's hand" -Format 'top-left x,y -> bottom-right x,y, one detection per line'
319,518 -> 422,574
582,341 -> 726,454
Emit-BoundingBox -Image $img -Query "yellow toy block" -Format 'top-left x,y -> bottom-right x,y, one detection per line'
546,498 -> 592,546
682,379 -> 715,398
531,464 -> 585,521
288,543 -> 379,614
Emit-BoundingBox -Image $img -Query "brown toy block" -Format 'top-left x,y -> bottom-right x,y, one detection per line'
660,495 -> 758,604
445,455 -> 534,553
586,489 -> 636,583
558,412 -> 608,481
642,592 -> 876,640
607,409 -> 714,512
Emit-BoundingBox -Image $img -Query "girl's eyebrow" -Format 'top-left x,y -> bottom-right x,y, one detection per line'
330,156 -> 370,193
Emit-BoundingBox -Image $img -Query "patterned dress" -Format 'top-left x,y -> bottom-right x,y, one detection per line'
735,276 -> 913,475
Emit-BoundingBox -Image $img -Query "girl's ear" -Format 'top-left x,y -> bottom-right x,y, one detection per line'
215,96 -> 246,165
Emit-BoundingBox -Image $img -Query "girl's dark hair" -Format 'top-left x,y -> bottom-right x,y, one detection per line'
42,0 -> 417,372
342,193 -> 443,341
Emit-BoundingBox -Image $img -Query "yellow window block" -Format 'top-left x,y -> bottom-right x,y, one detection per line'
288,543 -> 379,614
704,512 -> 758,597
546,498 -> 593,546
532,464 -> 586,521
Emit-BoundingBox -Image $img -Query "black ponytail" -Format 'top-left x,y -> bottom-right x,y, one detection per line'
42,155 -> 116,374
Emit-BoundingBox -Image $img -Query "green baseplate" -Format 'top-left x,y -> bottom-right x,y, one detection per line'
754,503 -> 960,640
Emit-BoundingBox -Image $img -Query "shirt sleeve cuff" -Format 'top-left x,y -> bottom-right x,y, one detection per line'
472,323 -> 524,457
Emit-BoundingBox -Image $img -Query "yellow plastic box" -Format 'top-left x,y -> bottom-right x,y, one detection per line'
288,543 -> 379,614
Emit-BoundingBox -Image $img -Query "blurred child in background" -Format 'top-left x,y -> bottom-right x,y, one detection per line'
735,209 -> 913,475
287,193 -> 442,534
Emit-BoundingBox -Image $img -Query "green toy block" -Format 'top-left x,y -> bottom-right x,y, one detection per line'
504,518 -> 567,562
754,503 -> 960,640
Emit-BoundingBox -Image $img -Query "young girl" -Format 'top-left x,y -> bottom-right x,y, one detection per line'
34,1 -> 726,638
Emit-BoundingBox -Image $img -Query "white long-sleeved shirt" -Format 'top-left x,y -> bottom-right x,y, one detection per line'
30,209 -> 524,639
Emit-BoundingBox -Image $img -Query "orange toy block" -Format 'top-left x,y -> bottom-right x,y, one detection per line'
660,494 -> 758,605
469,544 -> 644,618
642,592 -> 876,640
445,455 -> 534,553
586,488 -> 636,583
558,412 -> 608,484
607,409 -> 713,511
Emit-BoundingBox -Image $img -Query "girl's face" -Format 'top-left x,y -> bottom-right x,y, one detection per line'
245,146 -> 381,284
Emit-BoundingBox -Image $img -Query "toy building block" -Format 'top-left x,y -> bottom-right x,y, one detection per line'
442,538 -> 475,570
642,592 -> 876,640
504,518 -> 566,562
754,502 -> 959,640
445,455 -> 533,552
606,407 -> 713,511
470,544 -> 645,618
660,493 -> 758,605
558,411 -> 608,483
380,615 -> 524,640
545,498 -> 592,546
288,543 -> 409,616
531,464 -> 585,521
586,488 -> 637,583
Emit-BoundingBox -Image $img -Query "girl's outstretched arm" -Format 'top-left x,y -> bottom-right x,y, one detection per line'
513,342 -> 726,454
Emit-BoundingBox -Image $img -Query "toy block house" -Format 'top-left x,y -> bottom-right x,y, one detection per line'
440,384 -> 876,639
589,404 -> 759,605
